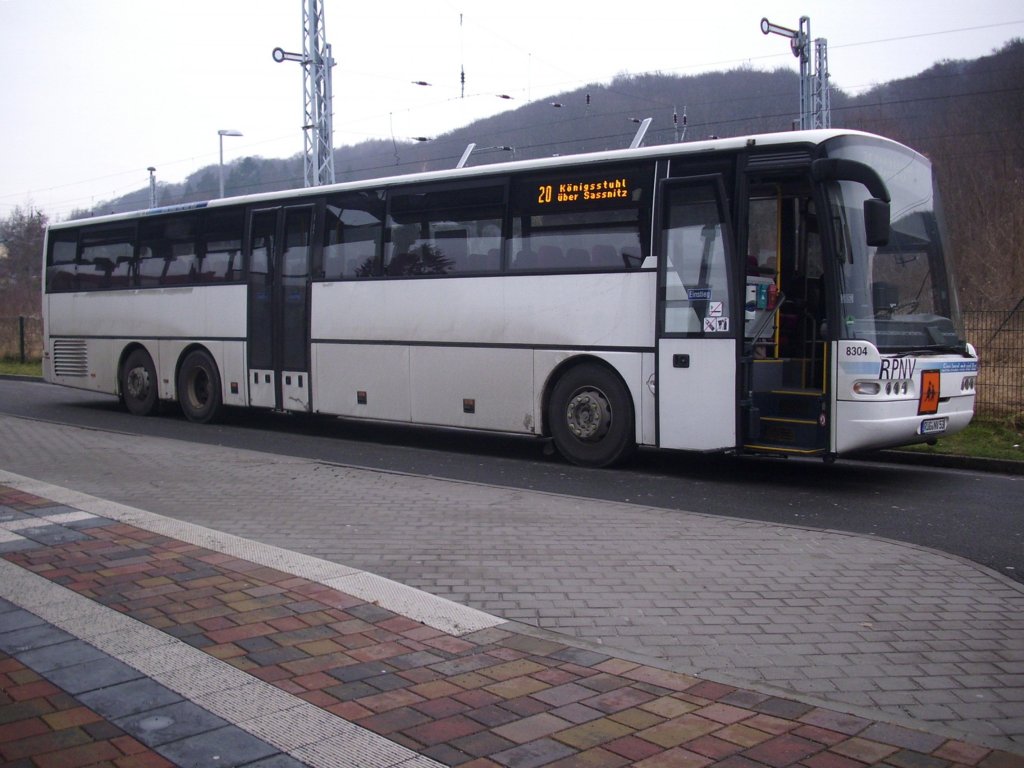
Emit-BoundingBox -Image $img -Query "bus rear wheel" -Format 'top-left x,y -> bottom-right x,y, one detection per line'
177,350 -> 222,424
121,348 -> 159,417
548,364 -> 635,468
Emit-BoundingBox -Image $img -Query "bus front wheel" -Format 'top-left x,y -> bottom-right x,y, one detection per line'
121,349 -> 159,417
177,350 -> 222,424
548,364 -> 635,468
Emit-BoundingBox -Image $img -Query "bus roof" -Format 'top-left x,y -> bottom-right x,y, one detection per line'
51,128 -> 898,229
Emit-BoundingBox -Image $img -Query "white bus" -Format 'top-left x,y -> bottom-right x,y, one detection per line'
42,129 -> 978,466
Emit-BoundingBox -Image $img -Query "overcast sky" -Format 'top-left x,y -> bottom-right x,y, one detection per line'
1,0 -> 1021,221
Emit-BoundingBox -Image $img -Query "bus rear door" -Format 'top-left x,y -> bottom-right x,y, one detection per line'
247,206 -> 314,412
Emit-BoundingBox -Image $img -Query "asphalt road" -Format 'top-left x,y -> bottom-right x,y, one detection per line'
1,377 -> 1021,582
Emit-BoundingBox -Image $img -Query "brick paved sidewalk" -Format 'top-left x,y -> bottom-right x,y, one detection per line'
4,417 -> 1023,748
1,484 -> 1022,768
0,650 -> 177,768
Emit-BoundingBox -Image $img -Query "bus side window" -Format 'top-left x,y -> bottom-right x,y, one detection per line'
138,216 -> 197,287
46,232 -> 78,292
509,165 -> 650,273
323,192 -> 384,279
591,244 -> 619,268
164,243 -> 198,285
510,211 -> 642,273
200,210 -> 244,282
137,245 -> 164,288
385,185 -> 504,277
470,224 -> 503,272
78,228 -> 134,292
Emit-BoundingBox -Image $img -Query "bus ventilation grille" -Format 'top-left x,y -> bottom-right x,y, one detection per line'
52,339 -> 88,377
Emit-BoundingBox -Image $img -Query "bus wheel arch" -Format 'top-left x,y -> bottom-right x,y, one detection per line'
176,346 -> 223,424
544,357 -> 636,468
119,345 -> 160,417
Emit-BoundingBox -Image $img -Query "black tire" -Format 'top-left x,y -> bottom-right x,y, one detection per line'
177,349 -> 222,424
548,363 -> 636,468
120,348 -> 159,417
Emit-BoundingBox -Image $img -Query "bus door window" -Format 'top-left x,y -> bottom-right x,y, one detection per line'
778,197 -> 826,359
745,194 -> 782,355
748,184 -> 827,386
746,196 -> 779,278
661,184 -> 731,335
281,209 -> 312,372
247,211 -> 276,372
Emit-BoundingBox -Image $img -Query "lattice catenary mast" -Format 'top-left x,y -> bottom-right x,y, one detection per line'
761,16 -> 830,130
273,0 -> 336,187
813,37 -> 831,130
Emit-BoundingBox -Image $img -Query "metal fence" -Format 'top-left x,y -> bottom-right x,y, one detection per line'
965,308 -> 1024,419
0,315 -> 43,362
2,311 -> 1021,419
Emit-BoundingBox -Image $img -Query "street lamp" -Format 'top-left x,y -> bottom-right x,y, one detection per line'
217,129 -> 243,198
628,117 -> 652,149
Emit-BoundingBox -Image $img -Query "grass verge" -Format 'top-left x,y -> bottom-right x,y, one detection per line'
899,415 -> 1024,462
0,358 -> 42,377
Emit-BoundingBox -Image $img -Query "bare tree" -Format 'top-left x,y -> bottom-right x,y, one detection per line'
0,205 -> 48,317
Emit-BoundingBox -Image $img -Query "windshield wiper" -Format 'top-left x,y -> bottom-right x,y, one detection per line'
888,342 -> 971,358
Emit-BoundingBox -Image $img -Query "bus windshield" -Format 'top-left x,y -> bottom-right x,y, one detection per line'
823,136 -> 965,354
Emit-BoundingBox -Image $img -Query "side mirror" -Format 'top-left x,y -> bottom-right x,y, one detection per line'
864,198 -> 890,247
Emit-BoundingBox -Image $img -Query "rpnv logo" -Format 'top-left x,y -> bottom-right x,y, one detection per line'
879,357 -> 916,380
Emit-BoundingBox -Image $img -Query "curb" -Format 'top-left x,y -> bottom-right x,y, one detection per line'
867,448 -> 1024,475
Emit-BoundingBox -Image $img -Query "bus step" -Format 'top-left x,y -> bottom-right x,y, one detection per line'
746,392 -> 827,451
752,390 -> 823,422
760,417 -> 821,446
742,442 -> 827,457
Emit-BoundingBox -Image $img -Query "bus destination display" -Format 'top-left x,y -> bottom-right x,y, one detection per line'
537,176 -> 631,205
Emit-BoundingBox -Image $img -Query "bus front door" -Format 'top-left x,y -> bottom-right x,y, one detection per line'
740,183 -> 830,457
247,206 -> 314,412
657,177 -> 738,451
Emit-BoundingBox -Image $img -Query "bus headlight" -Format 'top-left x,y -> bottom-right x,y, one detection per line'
853,381 -> 881,395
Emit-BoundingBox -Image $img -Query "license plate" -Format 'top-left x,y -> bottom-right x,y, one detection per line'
920,417 -> 948,435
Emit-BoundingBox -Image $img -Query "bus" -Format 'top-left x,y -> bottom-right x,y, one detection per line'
41,129 -> 978,467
